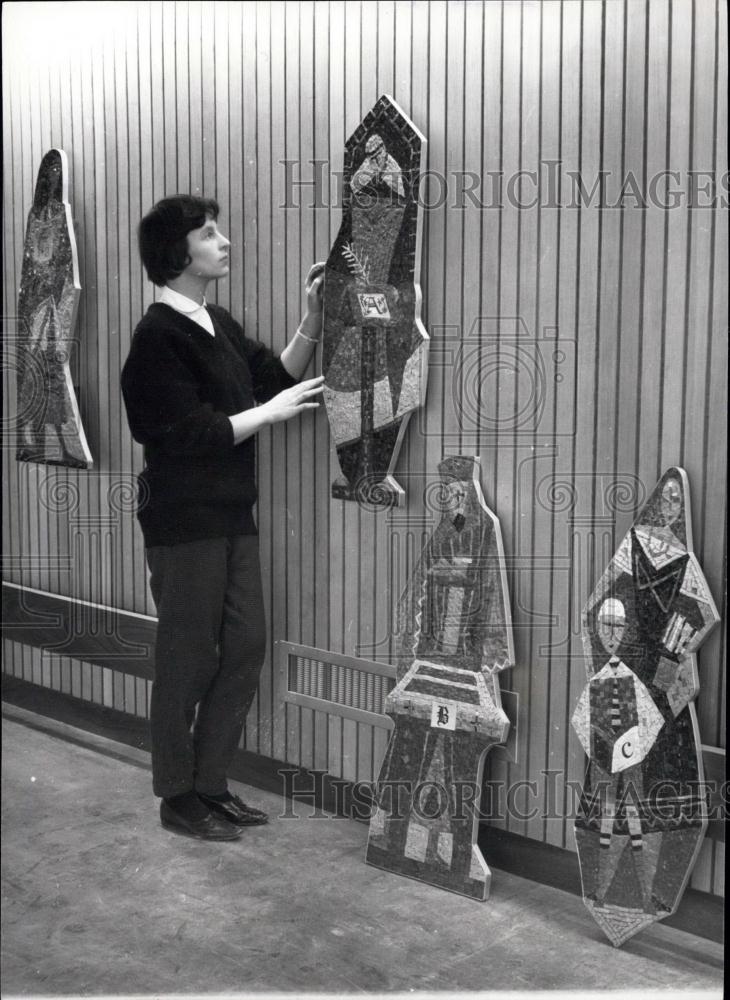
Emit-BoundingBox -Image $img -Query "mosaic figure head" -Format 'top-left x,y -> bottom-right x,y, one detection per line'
365,133 -> 387,167
352,133 -> 404,200
437,456 -> 475,511
660,477 -> 682,526
32,149 -> 64,213
444,480 -> 467,512
596,597 -> 626,655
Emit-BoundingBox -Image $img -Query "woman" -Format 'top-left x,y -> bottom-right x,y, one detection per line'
122,194 -> 324,840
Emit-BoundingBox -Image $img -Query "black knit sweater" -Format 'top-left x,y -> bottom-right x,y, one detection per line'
121,302 -> 297,547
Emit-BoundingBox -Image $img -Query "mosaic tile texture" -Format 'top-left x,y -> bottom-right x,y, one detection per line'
16,149 -> 92,469
322,96 -> 428,506
366,456 -> 514,899
572,468 -> 720,947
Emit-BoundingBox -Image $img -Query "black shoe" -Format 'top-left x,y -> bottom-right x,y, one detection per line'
160,799 -> 243,840
198,792 -> 269,827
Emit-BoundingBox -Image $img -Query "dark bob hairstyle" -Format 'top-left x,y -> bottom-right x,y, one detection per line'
138,195 -> 219,286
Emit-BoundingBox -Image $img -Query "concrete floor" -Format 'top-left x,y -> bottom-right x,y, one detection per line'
1,707 -> 723,999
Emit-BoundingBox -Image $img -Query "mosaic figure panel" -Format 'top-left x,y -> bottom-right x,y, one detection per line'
322,95 -> 428,506
366,456 -> 514,898
16,149 -> 92,468
572,468 -> 720,946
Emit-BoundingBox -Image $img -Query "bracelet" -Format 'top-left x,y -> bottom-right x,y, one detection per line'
295,327 -> 321,344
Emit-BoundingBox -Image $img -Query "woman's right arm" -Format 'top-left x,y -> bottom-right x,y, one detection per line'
228,375 -> 325,444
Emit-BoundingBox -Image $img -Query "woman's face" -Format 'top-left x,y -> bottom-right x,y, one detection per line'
183,215 -> 231,281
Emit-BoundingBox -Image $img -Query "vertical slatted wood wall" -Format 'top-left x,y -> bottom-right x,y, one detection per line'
2,0 -> 726,896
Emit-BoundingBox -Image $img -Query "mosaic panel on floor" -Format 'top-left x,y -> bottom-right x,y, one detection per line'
366,456 -> 514,899
572,468 -> 720,946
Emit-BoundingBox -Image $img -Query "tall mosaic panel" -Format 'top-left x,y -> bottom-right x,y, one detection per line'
572,468 -> 719,946
322,95 -> 428,506
366,456 -> 514,899
16,149 -> 92,469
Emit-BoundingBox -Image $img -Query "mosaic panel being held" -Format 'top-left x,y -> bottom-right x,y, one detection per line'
322,95 -> 428,506
572,468 -> 719,946
366,456 -> 514,899
16,148 -> 92,469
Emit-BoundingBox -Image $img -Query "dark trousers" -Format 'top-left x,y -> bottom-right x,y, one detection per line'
145,535 -> 266,798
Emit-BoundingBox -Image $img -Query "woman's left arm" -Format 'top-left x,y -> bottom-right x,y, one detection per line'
280,261 -> 326,379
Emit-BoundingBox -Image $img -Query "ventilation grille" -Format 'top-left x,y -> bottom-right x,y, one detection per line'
280,641 -> 396,726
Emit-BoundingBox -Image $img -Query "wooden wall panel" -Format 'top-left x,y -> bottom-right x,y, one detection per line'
2,1 -> 726,888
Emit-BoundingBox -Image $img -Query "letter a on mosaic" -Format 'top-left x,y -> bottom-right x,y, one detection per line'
16,149 -> 92,468
321,95 -> 428,506
366,456 -> 514,899
571,468 -> 719,946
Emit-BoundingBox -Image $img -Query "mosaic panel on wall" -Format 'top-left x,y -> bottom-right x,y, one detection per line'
572,468 -> 720,946
366,456 -> 514,899
16,149 -> 92,469
322,95 -> 428,506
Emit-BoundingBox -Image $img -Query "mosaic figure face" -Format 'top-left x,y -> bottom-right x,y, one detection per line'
596,597 -> 625,655
365,133 -> 387,168
445,480 -> 467,512
660,478 -> 682,525
32,150 -> 63,212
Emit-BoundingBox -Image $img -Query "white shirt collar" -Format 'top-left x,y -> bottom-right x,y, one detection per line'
159,285 -> 215,336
